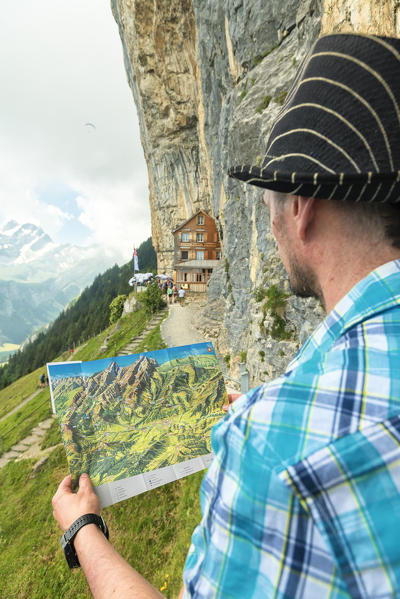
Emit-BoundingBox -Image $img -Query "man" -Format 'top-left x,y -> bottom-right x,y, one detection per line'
53,33 -> 400,597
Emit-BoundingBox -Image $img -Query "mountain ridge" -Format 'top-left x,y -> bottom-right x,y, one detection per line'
0,220 -> 123,349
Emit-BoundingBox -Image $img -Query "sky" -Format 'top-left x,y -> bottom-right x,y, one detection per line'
0,0 -> 150,262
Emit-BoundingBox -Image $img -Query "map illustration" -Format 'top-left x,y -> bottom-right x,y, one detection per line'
47,343 -> 227,507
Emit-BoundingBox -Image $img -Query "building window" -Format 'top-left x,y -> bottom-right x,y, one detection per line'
195,271 -> 205,282
196,250 -> 204,260
181,232 -> 189,242
181,250 -> 188,260
184,272 -> 188,282
197,214 -> 204,225
216,251 -> 221,260
196,232 -> 204,242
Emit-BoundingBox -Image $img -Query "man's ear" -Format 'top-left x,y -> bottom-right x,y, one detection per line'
291,196 -> 316,242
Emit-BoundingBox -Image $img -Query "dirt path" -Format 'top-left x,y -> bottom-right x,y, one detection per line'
0,415 -> 58,470
161,303 -> 206,347
0,389 -> 42,424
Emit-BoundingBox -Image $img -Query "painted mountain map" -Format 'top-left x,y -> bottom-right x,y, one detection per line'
47,343 -> 227,507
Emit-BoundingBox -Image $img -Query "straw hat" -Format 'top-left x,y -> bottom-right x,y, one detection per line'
229,33 -> 400,203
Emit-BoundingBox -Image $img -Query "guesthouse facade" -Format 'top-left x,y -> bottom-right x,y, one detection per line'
173,210 -> 221,292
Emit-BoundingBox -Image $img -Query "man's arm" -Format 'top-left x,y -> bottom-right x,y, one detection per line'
52,474 -> 165,599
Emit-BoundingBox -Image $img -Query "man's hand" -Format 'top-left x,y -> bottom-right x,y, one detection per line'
222,392 -> 242,412
52,473 -> 100,532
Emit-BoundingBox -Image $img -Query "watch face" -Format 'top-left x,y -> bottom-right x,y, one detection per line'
61,534 -> 80,568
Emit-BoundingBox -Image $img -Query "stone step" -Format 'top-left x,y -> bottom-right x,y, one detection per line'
2,450 -> 20,459
38,419 -> 53,430
20,434 -> 42,445
12,443 -> 31,452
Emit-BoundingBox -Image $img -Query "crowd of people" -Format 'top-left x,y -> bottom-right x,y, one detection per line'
158,279 -> 186,305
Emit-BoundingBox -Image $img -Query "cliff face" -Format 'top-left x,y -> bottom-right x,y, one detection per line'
112,0 -> 399,385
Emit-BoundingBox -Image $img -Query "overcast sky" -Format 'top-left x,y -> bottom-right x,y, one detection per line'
0,0 -> 150,262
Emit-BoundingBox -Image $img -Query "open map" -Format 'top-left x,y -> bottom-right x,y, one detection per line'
47,342 -> 227,507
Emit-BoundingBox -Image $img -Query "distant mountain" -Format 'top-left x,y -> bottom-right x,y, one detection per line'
0,220 -> 122,349
0,236 -> 157,388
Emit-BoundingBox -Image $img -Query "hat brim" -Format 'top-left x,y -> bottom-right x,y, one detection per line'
228,165 -> 400,204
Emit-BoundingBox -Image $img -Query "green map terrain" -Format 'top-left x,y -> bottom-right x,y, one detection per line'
51,353 -> 226,487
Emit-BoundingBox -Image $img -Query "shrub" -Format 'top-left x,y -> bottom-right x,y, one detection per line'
260,285 -> 292,341
274,91 -> 288,106
253,287 -> 268,302
109,294 -> 127,324
140,283 -> 166,315
256,95 -> 272,114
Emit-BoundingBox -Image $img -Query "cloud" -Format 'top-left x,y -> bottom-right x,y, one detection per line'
0,0 -> 151,262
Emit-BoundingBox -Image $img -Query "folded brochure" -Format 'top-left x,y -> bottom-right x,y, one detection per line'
47,342 -> 227,508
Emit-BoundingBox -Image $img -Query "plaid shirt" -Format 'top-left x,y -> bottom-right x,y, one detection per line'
183,259 -> 400,598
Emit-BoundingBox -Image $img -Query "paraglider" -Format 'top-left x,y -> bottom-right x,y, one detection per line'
84,122 -> 96,131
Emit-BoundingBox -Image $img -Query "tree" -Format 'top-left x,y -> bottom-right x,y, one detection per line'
140,283 -> 166,314
109,295 -> 127,324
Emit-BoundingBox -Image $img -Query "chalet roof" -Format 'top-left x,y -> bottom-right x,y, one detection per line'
172,210 -> 209,233
174,259 -> 220,269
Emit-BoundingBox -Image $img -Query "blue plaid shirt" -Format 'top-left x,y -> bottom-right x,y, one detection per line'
183,259 -> 400,598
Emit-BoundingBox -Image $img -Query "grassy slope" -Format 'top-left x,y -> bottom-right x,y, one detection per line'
0,449 -> 203,598
0,309 -> 212,599
0,304 -> 156,453
0,367 -> 47,419
0,388 -> 52,454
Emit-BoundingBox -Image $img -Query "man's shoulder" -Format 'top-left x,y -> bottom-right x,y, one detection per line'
225,313 -> 400,467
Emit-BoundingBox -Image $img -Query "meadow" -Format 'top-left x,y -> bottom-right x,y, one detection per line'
0,302 -> 211,598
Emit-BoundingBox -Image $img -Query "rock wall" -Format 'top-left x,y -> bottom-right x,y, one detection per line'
112,0 -> 399,386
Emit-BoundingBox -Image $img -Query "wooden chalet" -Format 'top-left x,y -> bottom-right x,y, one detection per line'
173,210 -> 222,292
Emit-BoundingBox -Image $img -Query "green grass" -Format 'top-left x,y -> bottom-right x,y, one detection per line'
40,418 -> 62,451
73,307 -> 151,362
0,304 -> 215,597
133,320 -> 167,353
0,388 -> 52,454
0,367 -> 47,419
0,448 -> 202,598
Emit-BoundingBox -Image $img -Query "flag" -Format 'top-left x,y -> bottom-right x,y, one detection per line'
133,248 -> 139,272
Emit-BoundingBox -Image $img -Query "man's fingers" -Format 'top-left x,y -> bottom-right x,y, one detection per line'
222,393 -> 242,412
228,393 -> 242,403
78,473 -> 94,493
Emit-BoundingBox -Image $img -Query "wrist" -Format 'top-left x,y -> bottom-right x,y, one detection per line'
61,514 -> 109,569
74,521 -> 105,550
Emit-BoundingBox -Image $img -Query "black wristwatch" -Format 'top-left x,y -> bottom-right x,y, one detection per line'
60,513 -> 109,569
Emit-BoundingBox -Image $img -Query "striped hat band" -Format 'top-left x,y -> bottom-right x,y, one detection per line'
229,33 -> 400,204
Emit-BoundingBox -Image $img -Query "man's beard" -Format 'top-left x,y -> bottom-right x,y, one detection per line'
287,253 -> 323,304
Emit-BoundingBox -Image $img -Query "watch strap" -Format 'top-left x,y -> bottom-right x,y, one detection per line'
61,513 -> 109,568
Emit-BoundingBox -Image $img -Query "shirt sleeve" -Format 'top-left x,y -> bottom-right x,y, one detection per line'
279,413 -> 400,598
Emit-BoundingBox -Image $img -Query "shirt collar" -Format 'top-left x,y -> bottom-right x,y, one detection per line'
287,259 -> 400,372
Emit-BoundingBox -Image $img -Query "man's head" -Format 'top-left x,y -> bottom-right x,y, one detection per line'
264,190 -> 400,310
263,191 -> 322,301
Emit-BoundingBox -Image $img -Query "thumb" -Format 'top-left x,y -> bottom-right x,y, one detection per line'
52,474 -> 72,506
58,474 -> 73,494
